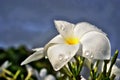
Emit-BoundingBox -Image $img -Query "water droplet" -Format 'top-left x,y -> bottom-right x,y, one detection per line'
65,56 -> 69,60
85,50 -> 94,59
59,54 -> 64,61
60,26 -> 65,31
45,56 -> 48,59
90,55 -> 94,58
85,50 -> 90,56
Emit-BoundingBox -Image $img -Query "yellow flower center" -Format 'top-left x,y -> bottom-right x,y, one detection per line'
65,37 -> 79,45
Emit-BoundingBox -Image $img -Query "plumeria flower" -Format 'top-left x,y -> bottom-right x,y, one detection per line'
44,75 -> 56,80
39,68 -> 56,80
21,20 -> 111,71
25,65 -> 40,80
0,60 -> 11,78
39,68 -> 47,79
0,60 -> 11,75
0,61 -> 11,69
25,65 -> 56,80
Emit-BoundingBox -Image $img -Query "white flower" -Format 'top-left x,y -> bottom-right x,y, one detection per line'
39,68 -> 56,80
39,68 -> 47,78
0,60 -> 11,69
25,65 -> 41,80
25,65 -> 56,80
21,20 -> 111,71
0,61 -> 11,76
0,61 -> 11,73
44,75 -> 56,80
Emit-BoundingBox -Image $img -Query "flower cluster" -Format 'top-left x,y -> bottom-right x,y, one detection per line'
25,65 -> 56,80
21,20 -> 120,80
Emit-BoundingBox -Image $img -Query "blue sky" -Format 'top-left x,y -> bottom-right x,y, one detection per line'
0,0 -> 120,55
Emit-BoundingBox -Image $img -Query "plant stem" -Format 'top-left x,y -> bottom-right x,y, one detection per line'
107,50 -> 119,77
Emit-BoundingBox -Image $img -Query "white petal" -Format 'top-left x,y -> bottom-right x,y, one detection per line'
81,75 -> 87,80
48,35 -> 65,44
44,35 -> 65,56
80,31 -> 111,60
74,22 -> 105,39
39,68 -> 47,78
32,48 -> 43,51
44,35 -> 65,51
54,20 -> 75,39
1,60 -> 11,69
44,43 -> 57,57
25,65 -> 34,74
21,48 -> 44,65
44,75 -> 56,80
47,44 -> 79,71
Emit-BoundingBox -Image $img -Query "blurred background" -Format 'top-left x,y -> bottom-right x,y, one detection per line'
0,0 -> 120,54
0,0 -> 120,80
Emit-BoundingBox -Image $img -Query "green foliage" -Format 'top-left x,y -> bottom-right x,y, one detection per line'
0,45 -> 56,80
0,46 -> 119,80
